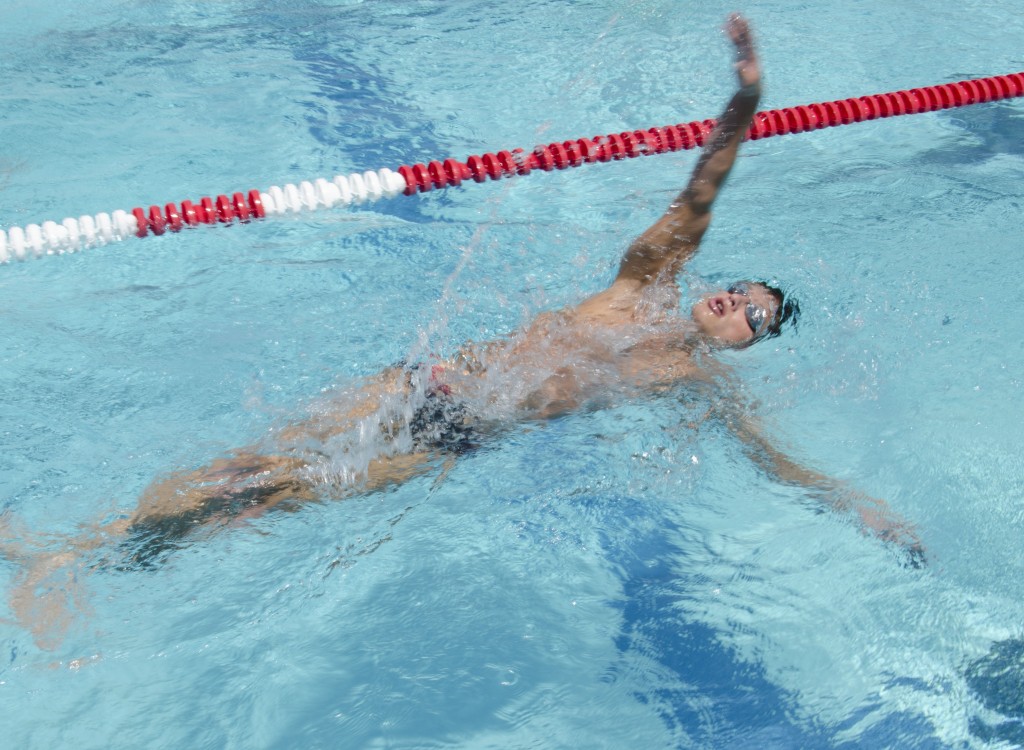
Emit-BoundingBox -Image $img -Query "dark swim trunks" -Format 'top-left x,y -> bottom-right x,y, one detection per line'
409,390 -> 480,455
396,360 -> 481,456
118,364 -> 479,569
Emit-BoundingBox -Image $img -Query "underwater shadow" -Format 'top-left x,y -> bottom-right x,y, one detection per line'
966,637 -> 1024,746
604,508 -> 949,748
921,101 -> 1024,167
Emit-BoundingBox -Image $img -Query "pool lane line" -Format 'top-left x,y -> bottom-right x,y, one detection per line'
1,71 -> 1021,264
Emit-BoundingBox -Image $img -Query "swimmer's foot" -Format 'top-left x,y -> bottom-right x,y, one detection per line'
8,549 -> 91,651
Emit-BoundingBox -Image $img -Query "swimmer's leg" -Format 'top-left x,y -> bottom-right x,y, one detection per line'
124,448 -> 448,559
130,452 -> 313,522
2,452 -> 314,648
276,364 -> 413,447
4,441 -> 446,648
114,452 -> 319,567
115,442 -> 442,560
361,451 -> 444,492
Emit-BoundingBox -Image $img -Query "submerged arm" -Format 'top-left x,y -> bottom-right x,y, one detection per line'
719,404 -> 926,567
614,14 -> 762,288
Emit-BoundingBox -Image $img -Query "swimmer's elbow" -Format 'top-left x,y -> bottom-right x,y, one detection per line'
685,184 -> 716,216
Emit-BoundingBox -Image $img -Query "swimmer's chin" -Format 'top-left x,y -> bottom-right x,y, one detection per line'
686,316 -> 742,350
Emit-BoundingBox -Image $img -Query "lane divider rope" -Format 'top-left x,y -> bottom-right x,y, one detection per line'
2,71 -> 1021,264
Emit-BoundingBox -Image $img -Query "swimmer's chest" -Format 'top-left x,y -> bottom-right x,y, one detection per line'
618,339 -> 703,389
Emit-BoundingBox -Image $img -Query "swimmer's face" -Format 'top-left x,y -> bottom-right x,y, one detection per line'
691,282 -> 777,345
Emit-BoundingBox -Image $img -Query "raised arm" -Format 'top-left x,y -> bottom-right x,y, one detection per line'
615,14 -> 762,287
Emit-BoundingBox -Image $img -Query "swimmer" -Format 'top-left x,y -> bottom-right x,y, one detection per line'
4,15 -> 923,648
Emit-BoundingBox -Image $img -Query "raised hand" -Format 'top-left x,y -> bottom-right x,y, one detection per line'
726,13 -> 760,91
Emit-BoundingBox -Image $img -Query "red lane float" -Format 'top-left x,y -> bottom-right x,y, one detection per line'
395,71 -> 1024,195
2,71 -> 1021,263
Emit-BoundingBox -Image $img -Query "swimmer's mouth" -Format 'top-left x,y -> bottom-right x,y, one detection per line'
708,297 -> 726,316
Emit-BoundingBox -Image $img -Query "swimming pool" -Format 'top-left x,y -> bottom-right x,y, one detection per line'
2,0 -> 1023,747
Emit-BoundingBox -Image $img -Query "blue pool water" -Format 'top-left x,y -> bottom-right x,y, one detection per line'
2,1 -> 1023,747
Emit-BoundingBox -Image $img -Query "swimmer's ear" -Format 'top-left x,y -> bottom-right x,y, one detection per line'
759,283 -> 801,341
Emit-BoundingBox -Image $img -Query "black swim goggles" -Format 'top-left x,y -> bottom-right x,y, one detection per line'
727,282 -> 771,336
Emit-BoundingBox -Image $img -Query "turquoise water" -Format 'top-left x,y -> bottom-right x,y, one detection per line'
2,1 -> 1023,747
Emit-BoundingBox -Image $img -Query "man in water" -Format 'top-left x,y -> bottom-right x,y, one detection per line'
8,14 -> 921,647
103,14 -> 918,557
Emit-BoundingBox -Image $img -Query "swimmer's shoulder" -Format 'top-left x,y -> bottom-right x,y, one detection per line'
572,278 -> 652,324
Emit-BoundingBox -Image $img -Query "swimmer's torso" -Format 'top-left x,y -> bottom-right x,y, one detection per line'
277,283 -> 711,456
439,289 -> 706,422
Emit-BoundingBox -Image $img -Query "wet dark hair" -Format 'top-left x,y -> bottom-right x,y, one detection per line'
755,281 -> 800,343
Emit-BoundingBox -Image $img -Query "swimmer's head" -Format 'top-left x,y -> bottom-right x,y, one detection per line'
691,281 -> 799,347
